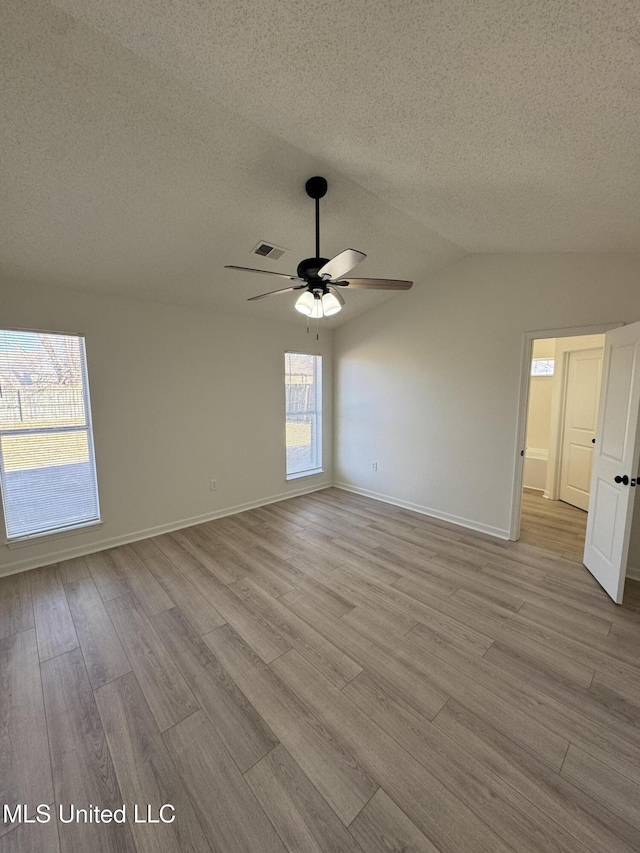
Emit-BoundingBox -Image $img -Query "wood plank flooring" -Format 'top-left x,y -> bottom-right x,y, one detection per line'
520,489 -> 588,560
2,486 -> 640,852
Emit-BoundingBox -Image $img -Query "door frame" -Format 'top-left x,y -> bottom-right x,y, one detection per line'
509,322 -> 622,541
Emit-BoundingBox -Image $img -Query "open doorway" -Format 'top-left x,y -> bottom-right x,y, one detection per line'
511,321 -> 640,603
520,333 -> 605,562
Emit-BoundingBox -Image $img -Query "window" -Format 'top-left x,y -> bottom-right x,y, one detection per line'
531,358 -> 555,377
285,352 -> 322,479
0,329 -> 100,540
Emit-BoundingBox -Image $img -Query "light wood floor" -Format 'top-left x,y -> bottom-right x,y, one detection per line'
520,489 -> 588,561
2,487 -> 640,853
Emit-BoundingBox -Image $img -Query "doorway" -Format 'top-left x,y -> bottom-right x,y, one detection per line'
520,334 -> 605,560
511,321 -> 640,603
509,324 -> 617,562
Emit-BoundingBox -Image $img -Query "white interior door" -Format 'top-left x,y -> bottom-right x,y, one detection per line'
559,348 -> 603,511
584,321 -> 640,603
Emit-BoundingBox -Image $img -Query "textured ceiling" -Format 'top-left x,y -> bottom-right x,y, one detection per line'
1,1 -> 639,325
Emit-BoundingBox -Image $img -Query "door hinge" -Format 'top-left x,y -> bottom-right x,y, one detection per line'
520,450 -> 524,457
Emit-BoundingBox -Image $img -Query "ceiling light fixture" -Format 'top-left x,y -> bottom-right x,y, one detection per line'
295,290 -> 343,317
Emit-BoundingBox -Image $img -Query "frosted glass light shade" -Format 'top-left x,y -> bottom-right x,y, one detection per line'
295,291 -> 316,315
295,290 -> 342,318
321,292 -> 342,316
307,297 -> 324,318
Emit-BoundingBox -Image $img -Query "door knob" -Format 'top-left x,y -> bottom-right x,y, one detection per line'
614,475 -> 629,485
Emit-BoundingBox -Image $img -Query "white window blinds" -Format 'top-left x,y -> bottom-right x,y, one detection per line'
285,352 -> 322,479
0,330 -> 100,540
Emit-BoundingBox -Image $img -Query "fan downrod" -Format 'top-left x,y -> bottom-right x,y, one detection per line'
305,176 -> 328,200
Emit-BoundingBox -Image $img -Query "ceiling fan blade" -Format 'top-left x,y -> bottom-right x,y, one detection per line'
247,285 -> 307,301
225,265 -> 301,282
317,249 -> 366,281
328,286 -> 345,306
334,278 -> 413,290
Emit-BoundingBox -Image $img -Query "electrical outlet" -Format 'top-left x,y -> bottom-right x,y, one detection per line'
371,462 -> 378,471
210,479 -> 218,491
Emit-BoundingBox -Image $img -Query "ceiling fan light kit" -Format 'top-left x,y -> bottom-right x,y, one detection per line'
295,290 -> 342,317
225,177 -> 413,323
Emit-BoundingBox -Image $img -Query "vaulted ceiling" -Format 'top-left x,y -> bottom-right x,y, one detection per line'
2,1 -> 638,326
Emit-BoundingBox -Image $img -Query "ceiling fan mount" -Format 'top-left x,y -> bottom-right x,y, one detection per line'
224,176 -> 413,318
304,175 -> 328,201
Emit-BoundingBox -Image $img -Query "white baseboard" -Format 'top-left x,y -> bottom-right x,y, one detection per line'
0,481 -> 330,579
333,482 -> 510,540
0,478 -> 518,578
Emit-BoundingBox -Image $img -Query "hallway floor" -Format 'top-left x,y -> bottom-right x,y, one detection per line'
520,489 -> 588,562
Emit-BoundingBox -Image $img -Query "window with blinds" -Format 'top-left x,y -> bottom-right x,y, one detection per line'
531,357 -> 555,376
285,352 -> 322,479
0,329 -> 100,540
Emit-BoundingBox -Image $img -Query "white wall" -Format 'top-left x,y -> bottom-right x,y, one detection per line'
0,279 -> 332,576
625,409 -> 640,582
334,254 -> 640,538
626,489 -> 640,581
523,338 -> 555,490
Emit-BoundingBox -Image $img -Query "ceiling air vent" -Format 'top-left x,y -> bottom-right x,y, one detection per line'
252,241 -> 287,261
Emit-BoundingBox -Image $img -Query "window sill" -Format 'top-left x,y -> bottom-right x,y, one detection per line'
5,519 -> 103,549
286,468 -> 324,482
